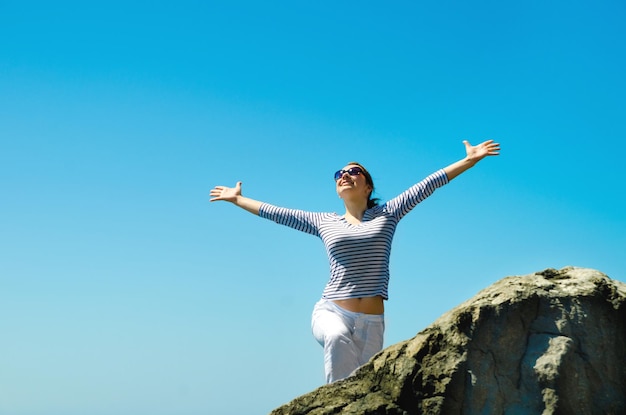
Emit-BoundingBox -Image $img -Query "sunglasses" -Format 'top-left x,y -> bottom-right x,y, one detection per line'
334,167 -> 364,181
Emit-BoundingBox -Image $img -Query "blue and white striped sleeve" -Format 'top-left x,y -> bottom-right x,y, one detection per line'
258,203 -> 323,237
385,169 -> 449,220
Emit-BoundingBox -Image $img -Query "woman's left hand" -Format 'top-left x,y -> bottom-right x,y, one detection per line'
463,139 -> 500,163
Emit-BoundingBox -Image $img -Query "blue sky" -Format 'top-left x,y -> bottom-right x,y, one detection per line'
1,1 -> 625,414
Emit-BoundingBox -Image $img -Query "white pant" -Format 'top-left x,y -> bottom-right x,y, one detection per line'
311,299 -> 385,383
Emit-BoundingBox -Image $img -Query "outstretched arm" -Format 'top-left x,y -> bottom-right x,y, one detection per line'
209,181 -> 262,215
443,140 -> 500,181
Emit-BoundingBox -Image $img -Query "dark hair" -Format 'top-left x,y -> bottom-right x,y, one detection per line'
346,161 -> 380,208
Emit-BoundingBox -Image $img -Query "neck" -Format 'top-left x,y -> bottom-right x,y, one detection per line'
343,198 -> 368,222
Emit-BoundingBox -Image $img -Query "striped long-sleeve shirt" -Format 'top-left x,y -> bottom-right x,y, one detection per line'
259,169 -> 449,301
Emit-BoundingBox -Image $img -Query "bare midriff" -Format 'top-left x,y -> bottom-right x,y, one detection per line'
332,295 -> 384,315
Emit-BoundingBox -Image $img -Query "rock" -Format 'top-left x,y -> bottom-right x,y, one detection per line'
270,267 -> 626,415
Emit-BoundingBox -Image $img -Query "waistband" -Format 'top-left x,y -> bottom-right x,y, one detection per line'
315,299 -> 385,322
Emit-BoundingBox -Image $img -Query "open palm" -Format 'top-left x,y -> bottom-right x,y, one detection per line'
210,181 -> 242,202
464,139 -> 500,162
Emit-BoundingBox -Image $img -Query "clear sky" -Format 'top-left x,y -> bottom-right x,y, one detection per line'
1,1 -> 625,414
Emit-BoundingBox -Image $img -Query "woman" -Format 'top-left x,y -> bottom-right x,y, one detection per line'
210,139 -> 500,383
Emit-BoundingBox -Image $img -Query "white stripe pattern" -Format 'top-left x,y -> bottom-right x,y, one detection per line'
259,169 -> 449,300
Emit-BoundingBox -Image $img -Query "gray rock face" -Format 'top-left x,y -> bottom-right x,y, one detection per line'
271,267 -> 626,415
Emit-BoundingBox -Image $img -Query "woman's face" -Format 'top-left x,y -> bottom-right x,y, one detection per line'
335,164 -> 372,201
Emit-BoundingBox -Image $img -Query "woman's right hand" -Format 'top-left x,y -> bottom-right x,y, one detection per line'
209,182 -> 263,215
209,181 -> 242,203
